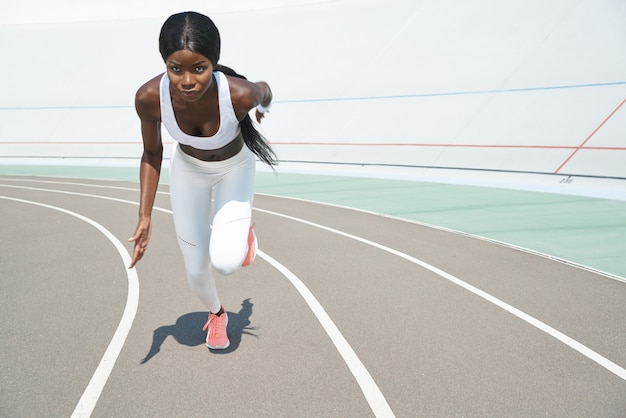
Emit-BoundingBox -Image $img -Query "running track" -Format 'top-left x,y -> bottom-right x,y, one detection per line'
1,176 -> 625,417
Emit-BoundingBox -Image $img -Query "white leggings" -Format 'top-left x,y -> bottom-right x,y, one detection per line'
169,143 -> 256,313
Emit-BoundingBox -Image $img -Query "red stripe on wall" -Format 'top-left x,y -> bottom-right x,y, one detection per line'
554,97 -> 626,174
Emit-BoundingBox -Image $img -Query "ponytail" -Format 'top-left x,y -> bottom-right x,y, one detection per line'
215,64 -> 278,167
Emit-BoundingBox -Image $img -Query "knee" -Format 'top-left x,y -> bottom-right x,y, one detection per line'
184,261 -> 210,285
210,201 -> 251,275
211,254 -> 243,276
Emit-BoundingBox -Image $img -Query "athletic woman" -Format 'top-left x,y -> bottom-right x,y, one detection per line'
128,11 -> 276,350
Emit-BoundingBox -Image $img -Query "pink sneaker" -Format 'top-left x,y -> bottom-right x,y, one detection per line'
242,223 -> 257,267
203,308 -> 230,349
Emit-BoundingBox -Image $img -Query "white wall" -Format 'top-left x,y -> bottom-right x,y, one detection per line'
1,0 -> 625,196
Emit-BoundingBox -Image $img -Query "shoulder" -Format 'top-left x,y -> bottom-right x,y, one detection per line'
135,73 -> 163,121
224,74 -> 267,111
225,75 -> 255,101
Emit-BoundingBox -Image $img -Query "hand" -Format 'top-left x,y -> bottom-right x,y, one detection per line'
128,216 -> 152,268
255,109 -> 266,123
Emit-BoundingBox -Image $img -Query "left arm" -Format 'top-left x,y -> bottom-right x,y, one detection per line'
228,77 -> 273,123
252,81 -> 273,122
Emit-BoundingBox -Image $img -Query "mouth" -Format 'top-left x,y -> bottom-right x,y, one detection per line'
179,90 -> 200,99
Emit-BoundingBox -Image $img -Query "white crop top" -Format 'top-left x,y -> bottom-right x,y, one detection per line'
160,71 -> 241,150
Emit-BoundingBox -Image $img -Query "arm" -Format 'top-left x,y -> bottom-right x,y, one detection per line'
128,79 -> 163,268
228,77 -> 273,123
253,81 -> 273,123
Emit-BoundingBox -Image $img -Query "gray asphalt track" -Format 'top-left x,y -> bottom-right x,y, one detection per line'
1,176 -> 625,417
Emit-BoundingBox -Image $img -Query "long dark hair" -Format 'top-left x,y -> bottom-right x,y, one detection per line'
159,11 -> 277,166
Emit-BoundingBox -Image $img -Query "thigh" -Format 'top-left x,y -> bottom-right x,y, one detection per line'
169,150 -> 215,260
212,148 -> 256,211
209,150 -> 256,270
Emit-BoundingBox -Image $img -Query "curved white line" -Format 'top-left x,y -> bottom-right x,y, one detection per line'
0,177 -> 169,196
2,179 -> 622,283
257,249 -> 395,417
0,183 -> 394,417
0,183 -> 170,214
0,195 -> 140,417
6,181 -> 625,402
254,207 -> 626,382
256,192 -> 626,284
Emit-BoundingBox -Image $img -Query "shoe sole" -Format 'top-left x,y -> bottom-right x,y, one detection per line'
206,340 -> 230,350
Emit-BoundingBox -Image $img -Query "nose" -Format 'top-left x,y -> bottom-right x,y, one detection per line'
181,72 -> 195,89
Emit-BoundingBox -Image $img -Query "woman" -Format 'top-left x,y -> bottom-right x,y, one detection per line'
128,11 -> 276,350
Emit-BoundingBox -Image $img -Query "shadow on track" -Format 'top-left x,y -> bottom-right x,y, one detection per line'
141,298 -> 257,363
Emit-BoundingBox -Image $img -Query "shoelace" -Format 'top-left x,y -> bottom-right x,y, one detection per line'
203,314 -> 225,338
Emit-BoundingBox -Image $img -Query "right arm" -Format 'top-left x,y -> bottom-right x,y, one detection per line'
128,76 -> 163,268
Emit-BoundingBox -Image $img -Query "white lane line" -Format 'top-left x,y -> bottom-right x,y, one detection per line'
1,183 -> 394,417
258,249 -> 395,417
9,181 -> 625,401
0,183 -> 170,214
0,177 -> 169,196
0,195 -> 140,417
255,207 -> 626,382
6,180 -> 626,382
257,193 -> 626,284
4,179 -> 624,283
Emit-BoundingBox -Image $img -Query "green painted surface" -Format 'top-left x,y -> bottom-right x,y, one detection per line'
1,165 -> 624,279
255,172 -> 626,280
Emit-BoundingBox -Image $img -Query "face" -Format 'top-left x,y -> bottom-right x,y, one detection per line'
166,49 -> 214,102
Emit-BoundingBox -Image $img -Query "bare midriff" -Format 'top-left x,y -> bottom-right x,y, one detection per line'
178,133 -> 244,161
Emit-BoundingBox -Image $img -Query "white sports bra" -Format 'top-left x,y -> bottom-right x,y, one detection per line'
160,71 -> 241,150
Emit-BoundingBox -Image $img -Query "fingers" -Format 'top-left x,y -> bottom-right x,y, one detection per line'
128,233 -> 148,268
128,218 -> 152,268
128,242 -> 147,269
128,251 -> 142,269
127,232 -> 143,268
128,245 -> 141,268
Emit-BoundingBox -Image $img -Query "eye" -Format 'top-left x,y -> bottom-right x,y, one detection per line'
195,66 -> 206,73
